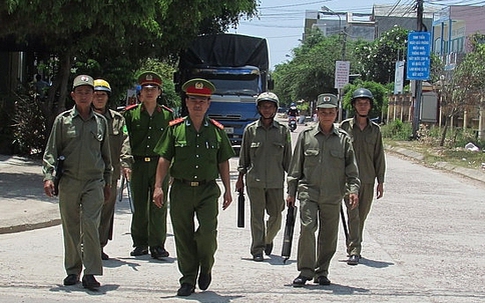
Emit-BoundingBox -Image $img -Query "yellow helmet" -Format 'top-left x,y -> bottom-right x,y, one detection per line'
94,79 -> 111,94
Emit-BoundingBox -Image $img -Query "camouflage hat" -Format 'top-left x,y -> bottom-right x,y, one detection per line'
72,75 -> 94,89
182,78 -> 216,97
138,71 -> 162,88
316,93 -> 338,108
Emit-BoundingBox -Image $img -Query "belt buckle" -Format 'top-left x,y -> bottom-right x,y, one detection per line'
190,181 -> 199,187
144,157 -> 151,162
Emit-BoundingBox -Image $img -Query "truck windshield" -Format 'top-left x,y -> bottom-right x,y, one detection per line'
210,78 -> 259,96
192,67 -> 261,96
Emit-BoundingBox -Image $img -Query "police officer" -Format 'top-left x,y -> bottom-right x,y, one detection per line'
42,75 -> 112,290
123,71 -> 173,259
92,79 -> 132,260
236,92 -> 292,261
152,78 -> 235,297
286,93 -> 360,287
340,88 -> 386,265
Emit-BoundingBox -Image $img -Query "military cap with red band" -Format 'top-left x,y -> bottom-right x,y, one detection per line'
138,71 -> 162,87
182,78 -> 216,97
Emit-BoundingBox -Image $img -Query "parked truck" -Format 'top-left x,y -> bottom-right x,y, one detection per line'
175,33 -> 272,145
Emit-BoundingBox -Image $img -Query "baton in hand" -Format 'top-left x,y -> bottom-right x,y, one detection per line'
237,189 -> 245,228
281,205 -> 297,264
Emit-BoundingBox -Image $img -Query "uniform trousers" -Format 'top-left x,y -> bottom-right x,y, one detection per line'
99,179 -> 118,248
346,182 -> 375,256
297,199 -> 340,279
58,176 -> 104,276
130,160 -> 168,248
170,180 -> 220,286
247,187 -> 284,256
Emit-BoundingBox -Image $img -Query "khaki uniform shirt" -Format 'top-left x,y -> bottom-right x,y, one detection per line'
104,109 -> 132,180
340,117 -> 386,184
238,119 -> 292,188
43,107 -> 112,184
154,117 -> 235,181
287,123 -> 360,204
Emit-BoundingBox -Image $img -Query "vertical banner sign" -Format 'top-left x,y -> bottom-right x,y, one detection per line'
334,61 -> 350,89
394,61 -> 405,94
406,32 -> 431,80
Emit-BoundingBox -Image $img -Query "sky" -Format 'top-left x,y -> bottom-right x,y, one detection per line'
225,0 -> 471,69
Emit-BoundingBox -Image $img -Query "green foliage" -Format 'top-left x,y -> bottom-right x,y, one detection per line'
381,119 -> 413,140
342,80 -> 389,118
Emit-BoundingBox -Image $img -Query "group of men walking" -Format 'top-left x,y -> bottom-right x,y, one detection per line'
41,71 -> 385,296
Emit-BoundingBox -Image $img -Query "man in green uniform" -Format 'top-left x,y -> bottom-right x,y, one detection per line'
236,92 -> 292,261
153,78 -> 235,297
286,93 -> 360,287
92,79 -> 132,260
42,75 -> 112,290
123,71 -> 173,259
340,88 -> 386,265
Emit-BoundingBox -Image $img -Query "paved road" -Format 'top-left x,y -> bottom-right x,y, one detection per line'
0,123 -> 485,302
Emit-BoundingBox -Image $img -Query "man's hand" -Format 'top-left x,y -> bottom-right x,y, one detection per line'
376,183 -> 384,199
122,167 -> 132,181
153,187 -> 164,208
43,180 -> 55,197
103,185 -> 111,201
235,176 -> 244,193
347,193 -> 359,210
286,195 -> 295,207
222,190 -> 232,210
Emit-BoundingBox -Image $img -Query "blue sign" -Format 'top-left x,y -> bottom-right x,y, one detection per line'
406,32 -> 431,80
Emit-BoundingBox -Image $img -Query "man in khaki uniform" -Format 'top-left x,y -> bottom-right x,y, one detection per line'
153,78 -> 235,297
236,92 -> 292,261
92,79 -> 132,260
42,75 -> 112,290
340,88 -> 386,265
286,93 -> 360,287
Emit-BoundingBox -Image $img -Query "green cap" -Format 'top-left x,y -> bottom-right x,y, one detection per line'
72,75 -> 94,89
316,93 -> 338,108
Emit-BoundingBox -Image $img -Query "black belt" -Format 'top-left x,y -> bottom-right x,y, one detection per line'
174,178 -> 212,187
133,156 -> 159,162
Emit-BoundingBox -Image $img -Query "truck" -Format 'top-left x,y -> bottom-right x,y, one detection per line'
175,33 -> 272,145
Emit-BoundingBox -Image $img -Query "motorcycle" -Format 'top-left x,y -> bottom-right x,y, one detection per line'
288,116 -> 297,132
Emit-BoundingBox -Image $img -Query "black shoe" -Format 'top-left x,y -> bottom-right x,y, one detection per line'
130,246 -> 148,256
82,275 -> 100,290
292,275 -> 310,287
347,254 -> 360,265
150,246 -> 169,259
101,251 -> 109,260
264,242 -> 273,255
198,273 -> 212,290
177,283 -> 195,296
253,254 -> 264,262
63,274 -> 79,286
314,275 -> 331,285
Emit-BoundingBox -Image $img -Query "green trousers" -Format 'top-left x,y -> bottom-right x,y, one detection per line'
130,160 -> 168,248
170,180 -> 220,286
99,179 -> 118,248
58,176 -> 104,276
346,182 -> 375,256
246,187 -> 284,256
297,199 -> 340,279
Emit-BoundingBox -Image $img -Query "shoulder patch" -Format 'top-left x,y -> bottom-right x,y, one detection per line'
125,104 -> 138,111
161,105 -> 173,113
210,119 -> 224,130
169,117 -> 185,127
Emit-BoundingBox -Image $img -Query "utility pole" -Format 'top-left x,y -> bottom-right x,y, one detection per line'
412,0 -> 425,138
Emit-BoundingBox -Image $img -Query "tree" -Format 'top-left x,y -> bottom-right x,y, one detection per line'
342,80 -> 389,120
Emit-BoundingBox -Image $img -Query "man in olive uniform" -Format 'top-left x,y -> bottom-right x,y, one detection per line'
123,71 -> 173,259
286,93 -> 360,287
340,88 -> 386,265
92,79 -> 133,260
153,78 -> 235,297
236,92 -> 292,262
42,75 -> 112,290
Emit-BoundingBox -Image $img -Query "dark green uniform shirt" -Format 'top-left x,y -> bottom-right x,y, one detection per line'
123,103 -> 173,157
104,109 -> 132,179
154,116 -> 235,181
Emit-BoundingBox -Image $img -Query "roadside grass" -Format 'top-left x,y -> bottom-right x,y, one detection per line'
381,120 -> 485,170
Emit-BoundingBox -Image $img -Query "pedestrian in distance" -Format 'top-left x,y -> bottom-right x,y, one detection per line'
286,93 -> 360,287
123,71 -> 174,260
340,88 -> 386,265
92,79 -> 133,260
42,75 -> 112,290
236,92 -> 292,262
152,78 -> 235,297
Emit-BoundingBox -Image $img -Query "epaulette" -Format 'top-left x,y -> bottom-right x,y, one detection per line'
124,104 -> 138,111
169,117 -> 185,127
161,105 -> 173,113
210,119 -> 224,130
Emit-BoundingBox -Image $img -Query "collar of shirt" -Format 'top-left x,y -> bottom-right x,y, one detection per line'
310,123 -> 339,137
72,106 -> 95,120
256,118 -> 278,129
140,103 -> 162,113
184,116 -> 210,128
